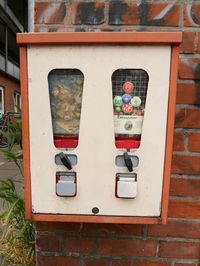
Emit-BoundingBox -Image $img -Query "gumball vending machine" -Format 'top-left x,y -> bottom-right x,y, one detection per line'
17,32 -> 181,224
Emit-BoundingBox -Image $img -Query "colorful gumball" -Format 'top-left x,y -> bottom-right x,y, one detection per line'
122,104 -> 133,113
115,106 -> 121,113
131,96 -> 142,107
113,96 -> 122,106
123,81 -> 134,93
122,94 -> 132,104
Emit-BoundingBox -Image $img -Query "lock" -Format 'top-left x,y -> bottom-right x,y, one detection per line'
56,172 -> 76,197
116,173 -> 137,199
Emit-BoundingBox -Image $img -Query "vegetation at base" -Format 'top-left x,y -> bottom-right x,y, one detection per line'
0,119 -> 35,266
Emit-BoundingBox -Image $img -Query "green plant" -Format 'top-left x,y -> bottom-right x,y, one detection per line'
0,119 -> 35,266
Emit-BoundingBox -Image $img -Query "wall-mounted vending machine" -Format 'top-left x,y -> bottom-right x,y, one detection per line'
17,32 -> 182,224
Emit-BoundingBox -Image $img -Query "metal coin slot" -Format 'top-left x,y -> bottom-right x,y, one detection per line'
116,173 -> 137,199
56,172 -> 76,197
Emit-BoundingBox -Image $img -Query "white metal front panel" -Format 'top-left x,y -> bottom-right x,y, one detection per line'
28,45 -> 171,216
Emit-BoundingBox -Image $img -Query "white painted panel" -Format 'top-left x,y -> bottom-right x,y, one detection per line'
28,45 -> 171,217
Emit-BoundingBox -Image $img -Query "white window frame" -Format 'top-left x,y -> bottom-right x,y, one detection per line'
14,91 -> 21,112
0,86 -> 4,116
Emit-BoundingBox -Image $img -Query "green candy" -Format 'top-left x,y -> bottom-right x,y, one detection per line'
113,96 -> 122,106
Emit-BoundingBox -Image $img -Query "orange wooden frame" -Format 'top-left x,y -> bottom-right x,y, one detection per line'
17,32 -> 182,224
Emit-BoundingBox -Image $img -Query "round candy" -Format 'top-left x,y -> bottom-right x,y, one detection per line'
122,104 -> 133,114
123,81 -> 134,93
131,96 -> 142,107
115,106 -> 121,113
122,94 -> 132,104
113,96 -> 122,106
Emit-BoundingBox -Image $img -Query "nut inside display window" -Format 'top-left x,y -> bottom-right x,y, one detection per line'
48,69 -> 84,149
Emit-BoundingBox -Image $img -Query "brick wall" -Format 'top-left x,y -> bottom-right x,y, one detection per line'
0,74 -> 20,113
34,1 -> 200,265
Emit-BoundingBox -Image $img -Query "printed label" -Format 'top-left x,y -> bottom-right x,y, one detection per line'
114,115 -> 143,135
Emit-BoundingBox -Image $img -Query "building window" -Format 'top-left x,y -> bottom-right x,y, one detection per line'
0,87 -> 4,117
14,91 -> 21,112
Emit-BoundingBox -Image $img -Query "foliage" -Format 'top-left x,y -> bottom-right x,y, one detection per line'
0,119 -> 35,266
0,117 -> 22,149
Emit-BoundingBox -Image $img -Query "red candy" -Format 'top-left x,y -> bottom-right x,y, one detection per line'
122,104 -> 133,113
123,81 -> 134,93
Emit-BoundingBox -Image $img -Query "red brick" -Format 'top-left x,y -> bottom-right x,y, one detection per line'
180,32 -> 195,53
36,234 -> 61,252
175,108 -> 200,129
112,260 -> 170,266
168,200 -> 200,218
176,83 -> 200,104
34,2 -> 67,24
160,241 -> 200,259
179,58 -> 200,80
82,223 -> 142,236
175,263 -> 197,266
142,3 -> 180,27
66,236 -> 94,254
37,256 -> 78,266
0,74 -> 20,113
148,220 -> 200,238
72,2 -> 105,25
36,222 -> 80,233
197,33 -> 200,53
173,132 -> 184,151
172,155 -> 200,175
97,239 -> 157,256
184,4 -> 200,27
82,259 -> 109,266
109,2 -> 139,25
170,178 -> 200,197
188,133 -> 200,152
109,2 -> 180,26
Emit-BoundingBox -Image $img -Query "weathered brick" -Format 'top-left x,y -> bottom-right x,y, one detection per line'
176,83 -> 200,104
172,155 -> 200,175
82,223 -> 142,236
109,2 -> 180,26
139,2 -> 180,26
36,222 -> 80,233
112,260 -> 170,266
82,259 -> 109,266
170,178 -> 200,197
160,241 -> 200,259
148,220 -> 200,238
175,108 -> 200,129
184,4 -> 200,27
188,133 -> 200,152
197,33 -> 200,53
168,200 -> 200,218
34,2 -> 67,24
72,2 -> 105,25
174,263 -> 198,266
179,57 -> 200,80
180,31 -> 196,53
66,236 -> 94,254
97,239 -> 157,256
37,256 -> 78,266
173,132 -> 184,152
36,234 -> 61,252
109,2 -> 139,25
